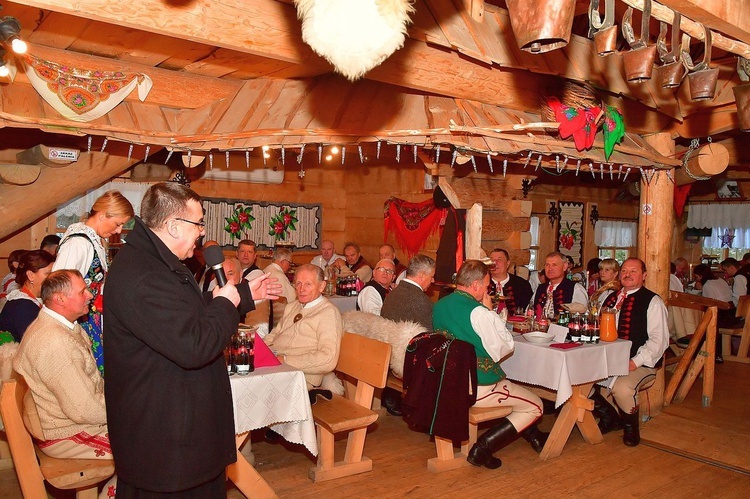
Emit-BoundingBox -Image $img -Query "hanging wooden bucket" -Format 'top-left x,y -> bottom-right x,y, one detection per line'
655,60 -> 686,88
506,0 -> 576,53
732,83 -> 750,131
622,46 -> 657,82
594,25 -> 618,56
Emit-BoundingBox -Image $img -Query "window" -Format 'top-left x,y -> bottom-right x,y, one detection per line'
598,248 -> 629,263
701,227 -> 750,261
529,216 -> 540,270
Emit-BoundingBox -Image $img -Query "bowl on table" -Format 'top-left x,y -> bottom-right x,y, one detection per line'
524,331 -> 556,344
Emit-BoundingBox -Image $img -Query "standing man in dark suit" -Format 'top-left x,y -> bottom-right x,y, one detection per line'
104,183 -> 280,497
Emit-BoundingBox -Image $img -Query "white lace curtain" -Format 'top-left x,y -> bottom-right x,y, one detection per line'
703,227 -> 750,248
56,180 -> 151,227
687,203 -> 750,230
594,220 -> 637,247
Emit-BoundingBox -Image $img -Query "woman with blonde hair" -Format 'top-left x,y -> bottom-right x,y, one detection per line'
592,258 -> 621,307
53,190 -> 134,375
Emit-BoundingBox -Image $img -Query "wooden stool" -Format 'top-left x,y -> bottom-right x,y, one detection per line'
427,405 -> 512,472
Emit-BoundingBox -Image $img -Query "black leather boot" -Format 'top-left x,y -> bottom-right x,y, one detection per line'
520,424 -> 549,454
591,390 -> 622,434
621,409 -> 640,447
467,418 -> 519,469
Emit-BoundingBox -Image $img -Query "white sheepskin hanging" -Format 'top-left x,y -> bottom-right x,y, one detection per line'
294,0 -> 415,81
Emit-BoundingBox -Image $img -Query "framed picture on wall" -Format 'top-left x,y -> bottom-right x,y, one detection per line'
556,201 -> 584,267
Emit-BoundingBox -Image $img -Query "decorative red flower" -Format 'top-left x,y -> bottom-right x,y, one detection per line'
238,212 -> 249,224
274,221 -> 284,234
229,221 -> 240,233
283,213 -> 292,225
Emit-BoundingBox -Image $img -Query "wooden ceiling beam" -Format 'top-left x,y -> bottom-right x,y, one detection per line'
0,145 -> 138,239
658,0 -> 750,46
25,44 -> 242,110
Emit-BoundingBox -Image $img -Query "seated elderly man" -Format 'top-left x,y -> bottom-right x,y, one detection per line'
433,260 -> 546,469
14,269 -> 116,497
265,248 -> 297,329
381,254 -> 436,331
356,259 -> 395,315
333,242 -> 372,282
265,264 -> 343,393
532,251 -> 588,319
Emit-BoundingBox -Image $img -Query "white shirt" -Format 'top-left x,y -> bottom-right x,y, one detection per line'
357,285 -> 386,315
311,254 -> 342,269
615,287 -> 670,368
730,274 -> 747,307
41,305 -> 77,330
701,279 -> 733,304
669,274 -> 684,293
470,304 -> 514,363
549,280 -> 588,305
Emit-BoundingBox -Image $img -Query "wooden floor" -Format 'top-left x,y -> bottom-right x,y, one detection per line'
2,362 -> 750,498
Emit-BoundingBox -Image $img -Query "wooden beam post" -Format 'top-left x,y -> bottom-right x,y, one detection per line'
465,203 -> 483,260
638,133 -> 675,301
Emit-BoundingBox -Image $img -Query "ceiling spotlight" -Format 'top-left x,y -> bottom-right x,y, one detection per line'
0,17 -> 25,54
330,146 -> 340,154
325,154 -> 333,161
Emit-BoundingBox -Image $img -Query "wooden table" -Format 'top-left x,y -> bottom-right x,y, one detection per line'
502,337 -> 631,460
227,364 -> 317,498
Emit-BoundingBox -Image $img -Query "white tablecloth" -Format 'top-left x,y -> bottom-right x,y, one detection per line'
328,294 -> 358,313
502,338 -> 632,408
230,364 -> 318,455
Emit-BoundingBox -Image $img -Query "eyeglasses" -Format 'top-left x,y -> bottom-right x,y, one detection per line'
175,217 -> 206,228
375,267 -> 395,275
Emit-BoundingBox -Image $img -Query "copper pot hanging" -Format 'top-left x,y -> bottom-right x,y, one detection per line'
589,0 -> 617,56
621,0 -> 656,83
505,0 -> 576,54
654,13 -> 686,88
683,25 -> 719,101
733,57 -> 750,131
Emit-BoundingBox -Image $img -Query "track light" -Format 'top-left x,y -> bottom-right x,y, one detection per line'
0,17 -> 26,54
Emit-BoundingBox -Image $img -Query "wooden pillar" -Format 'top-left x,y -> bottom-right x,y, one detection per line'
638,133 -> 675,301
465,203 -> 483,260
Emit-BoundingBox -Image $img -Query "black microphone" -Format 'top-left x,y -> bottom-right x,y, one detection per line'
204,245 -> 227,288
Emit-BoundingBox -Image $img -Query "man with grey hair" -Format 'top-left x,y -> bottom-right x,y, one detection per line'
311,239 -> 342,270
381,254 -> 436,331
207,257 -> 242,290
265,247 -> 297,329
333,241 -> 372,282
356,258 -> 396,315
434,260 -> 546,469
104,182 -> 280,497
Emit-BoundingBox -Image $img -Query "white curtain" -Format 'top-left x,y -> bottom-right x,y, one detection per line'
595,220 -> 637,247
57,180 -> 151,223
529,216 -> 539,246
687,203 -> 750,230
703,227 -> 750,248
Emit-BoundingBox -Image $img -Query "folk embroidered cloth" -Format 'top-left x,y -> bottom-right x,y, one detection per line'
24,54 -> 152,122
384,197 -> 445,257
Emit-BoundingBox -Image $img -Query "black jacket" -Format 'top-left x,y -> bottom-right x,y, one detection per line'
104,217 -> 255,492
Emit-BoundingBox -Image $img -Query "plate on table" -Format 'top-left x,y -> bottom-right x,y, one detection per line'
524,331 -> 556,344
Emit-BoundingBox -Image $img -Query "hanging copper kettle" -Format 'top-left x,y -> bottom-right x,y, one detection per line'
505,0 -> 576,53
589,0 -> 617,56
654,13 -> 686,89
733,57 -> 750,131
621,0 -> 657,83
683,25 -> 720,101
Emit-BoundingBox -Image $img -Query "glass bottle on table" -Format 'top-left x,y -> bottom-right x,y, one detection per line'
580,312 -> 592,343
568,313 -> 581,342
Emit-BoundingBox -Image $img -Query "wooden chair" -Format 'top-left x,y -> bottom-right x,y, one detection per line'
718,295 -> 750,364
0,378 -> 115,498
309,332 -> 391,482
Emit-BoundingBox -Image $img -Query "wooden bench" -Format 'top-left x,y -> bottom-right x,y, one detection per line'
0,378 -> 114,498
718,295 -> 750,364
309,332 -> 391,482
428,405 -> 513,472
385,372 -> 511,472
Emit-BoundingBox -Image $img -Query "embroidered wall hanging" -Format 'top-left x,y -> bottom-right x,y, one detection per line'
24,54 -> 153,122
384,197 -> 445,257
556,201 -> 585,267
203,198 -> 321,249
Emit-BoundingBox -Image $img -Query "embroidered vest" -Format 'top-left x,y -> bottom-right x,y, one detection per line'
433,290 -> 505,384
348,256 -> 370,274
533,279 -> 575,318
355,281 -> 388,311
603,286 -> 661,365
